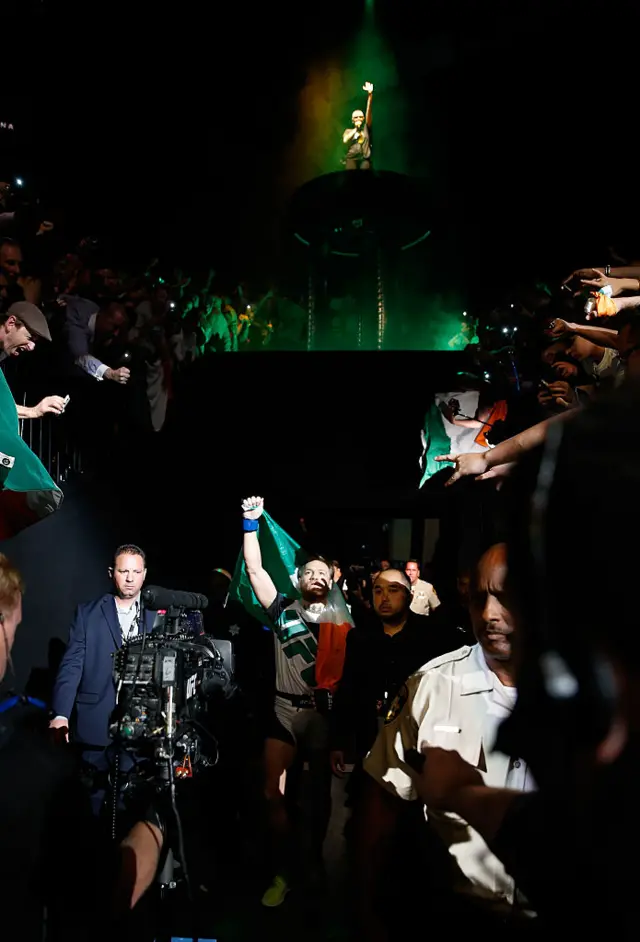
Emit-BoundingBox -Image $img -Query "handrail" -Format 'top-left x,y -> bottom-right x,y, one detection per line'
17,392 -> 84,487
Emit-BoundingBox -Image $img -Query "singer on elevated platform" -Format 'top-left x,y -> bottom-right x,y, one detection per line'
342,81 -> 373,170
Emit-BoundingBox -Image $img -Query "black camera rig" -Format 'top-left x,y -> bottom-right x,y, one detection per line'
110,586 -> 235,776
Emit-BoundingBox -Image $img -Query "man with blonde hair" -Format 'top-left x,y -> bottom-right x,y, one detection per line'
0,551 -> 24,678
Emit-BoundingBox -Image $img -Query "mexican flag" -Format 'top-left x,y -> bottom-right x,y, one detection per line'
0,367 -> 63,540
419,390 -> 507,487
229,511 -> 353,691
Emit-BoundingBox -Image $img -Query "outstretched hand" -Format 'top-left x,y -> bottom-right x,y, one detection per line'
34,395 -> 67,417
434,452 -> 488,486
547,317 -> 573,337
242,495 -> 265,520
363,81 -> 374,94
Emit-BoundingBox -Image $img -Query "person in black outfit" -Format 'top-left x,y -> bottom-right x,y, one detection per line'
427,567 -> 474,645
342,82 -> 374,170
329,568 -> 461,786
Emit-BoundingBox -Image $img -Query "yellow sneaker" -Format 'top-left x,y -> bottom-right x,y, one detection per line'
261,874 -> 290,907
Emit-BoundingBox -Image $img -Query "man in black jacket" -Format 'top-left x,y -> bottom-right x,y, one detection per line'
329,568 -> 460,782
427,568 -> 474,645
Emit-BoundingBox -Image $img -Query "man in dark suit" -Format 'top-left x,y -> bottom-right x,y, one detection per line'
50,544 -> 153,758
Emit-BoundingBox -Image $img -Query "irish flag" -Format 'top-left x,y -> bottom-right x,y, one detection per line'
230,511 -> 353,692
0,367 -> 63,540
419,390 -> 508,487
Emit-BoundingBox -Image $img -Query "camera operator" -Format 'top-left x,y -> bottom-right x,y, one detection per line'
0,552 -> 163,942
49,544 -> 154,807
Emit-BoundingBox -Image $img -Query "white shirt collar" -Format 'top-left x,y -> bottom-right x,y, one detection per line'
460,644 -> 495,696
463,643 -> 517,706
115,594 -> 140,613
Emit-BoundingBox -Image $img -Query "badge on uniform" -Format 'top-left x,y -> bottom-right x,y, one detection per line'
384,683 -> 408,725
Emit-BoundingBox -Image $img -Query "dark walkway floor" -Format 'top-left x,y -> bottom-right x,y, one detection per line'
150,771 -> 354,942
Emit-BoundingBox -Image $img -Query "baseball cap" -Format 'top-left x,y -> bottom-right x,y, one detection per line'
7,301 -> 52,342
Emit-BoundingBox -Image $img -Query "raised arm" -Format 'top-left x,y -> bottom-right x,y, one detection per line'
549,318 -> 619,348
363,81 -> 373,127
241,496 -> 277,610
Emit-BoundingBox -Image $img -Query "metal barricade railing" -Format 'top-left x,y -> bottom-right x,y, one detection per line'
18,393 -> 84,487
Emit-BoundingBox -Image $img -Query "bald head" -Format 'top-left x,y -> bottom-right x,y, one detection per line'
470,543 -> 515,663
373,569 -> 411,592
477,543 -> 508,582
372,569 -> 412,625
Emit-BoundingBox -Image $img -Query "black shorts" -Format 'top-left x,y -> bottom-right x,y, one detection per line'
267,709 -> 296,747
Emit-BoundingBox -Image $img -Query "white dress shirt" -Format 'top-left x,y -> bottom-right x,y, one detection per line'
116,596 -> 141,642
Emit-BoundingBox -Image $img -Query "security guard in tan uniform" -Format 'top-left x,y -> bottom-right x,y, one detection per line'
404,560 -> 440,616
359,544 -> 535,937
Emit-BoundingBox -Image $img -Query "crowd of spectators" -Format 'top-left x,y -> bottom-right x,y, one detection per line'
0,186 -> 311,442
435,260 -> 640,489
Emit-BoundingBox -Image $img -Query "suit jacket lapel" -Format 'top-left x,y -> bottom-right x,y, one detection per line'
102,595 -> 122,649
143,607 -> 156,634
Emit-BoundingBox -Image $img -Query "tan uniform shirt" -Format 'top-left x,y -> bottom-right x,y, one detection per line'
409,578 -> 440,616
364,644 -> 534,910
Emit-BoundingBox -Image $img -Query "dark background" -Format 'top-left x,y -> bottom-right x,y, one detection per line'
4,0 -> 637,295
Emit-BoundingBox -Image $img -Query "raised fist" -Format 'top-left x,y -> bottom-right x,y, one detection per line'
242,496 -> 264,520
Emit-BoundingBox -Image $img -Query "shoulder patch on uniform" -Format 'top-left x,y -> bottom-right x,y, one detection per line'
384,683 -> 409,725
419,644 -> 473,675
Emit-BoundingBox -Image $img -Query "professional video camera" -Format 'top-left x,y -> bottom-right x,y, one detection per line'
110,585 -> 235,781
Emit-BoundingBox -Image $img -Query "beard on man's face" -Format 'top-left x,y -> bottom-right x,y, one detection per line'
304,585 -> 328,599
300,577 -> 330,601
